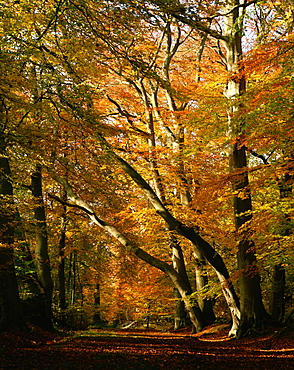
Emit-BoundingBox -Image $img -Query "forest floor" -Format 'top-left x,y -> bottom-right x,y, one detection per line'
1,324 -> 294,369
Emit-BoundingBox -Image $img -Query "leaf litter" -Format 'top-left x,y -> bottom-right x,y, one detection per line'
1,324 -> 294,369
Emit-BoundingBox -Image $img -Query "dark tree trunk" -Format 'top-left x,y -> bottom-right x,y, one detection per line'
195,258 -> 215,324
269,264 -> 286,322
229,142 -> 267,338
31,165 -> 53,330
0,99 -> 26,331
173,287 -> 186,330
71,251 -> 77,305
57,197 -> 67,327
94,283 -> 102,324
269,167 -> 293,322
58,194 -> 67,311
223,1 -> 268,338
58,228 -> 66,309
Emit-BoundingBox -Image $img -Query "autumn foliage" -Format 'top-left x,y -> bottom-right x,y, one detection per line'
0,0 -> 293,342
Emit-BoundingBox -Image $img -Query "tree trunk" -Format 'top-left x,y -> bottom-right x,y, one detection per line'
224,0 -> 267,338
57,195 -> 67,326
71,251 -> 77,305
94,283 -> 102,324
31,165 -> 53,329
58,219 -> 66,310
171,235 -> 204,332
269,166 -> 293,322
195,258 -> 216,324
58,190 -> 67,310
51,161 -> 240,333
0,99 -> 26,331
173,288 -> 186,330
269,264 -> 286,322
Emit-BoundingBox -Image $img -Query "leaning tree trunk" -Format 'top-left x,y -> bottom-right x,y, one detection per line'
140,85 -> 204,331
31,165 -> 53,329
79,137 -> 240,335
148,27 -> 216,328
49,174 -> 206,332
171,234 -> 204,332
224,0 -> 267,338
0,99 -> 26,331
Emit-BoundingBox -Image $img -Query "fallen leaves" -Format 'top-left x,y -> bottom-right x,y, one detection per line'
1,325 -> 294,369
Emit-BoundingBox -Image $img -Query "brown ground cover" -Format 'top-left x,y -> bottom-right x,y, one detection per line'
1,325 -> 294,369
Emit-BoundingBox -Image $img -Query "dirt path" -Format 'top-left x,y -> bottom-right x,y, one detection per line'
1,326 -> 294,369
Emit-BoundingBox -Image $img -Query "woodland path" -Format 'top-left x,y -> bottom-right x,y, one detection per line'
1,325 -> 294,369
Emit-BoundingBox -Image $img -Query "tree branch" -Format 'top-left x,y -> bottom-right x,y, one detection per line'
47,174 -> 190,289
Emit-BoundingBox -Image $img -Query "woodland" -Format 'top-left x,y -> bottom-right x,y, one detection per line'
0,0 -> 294,360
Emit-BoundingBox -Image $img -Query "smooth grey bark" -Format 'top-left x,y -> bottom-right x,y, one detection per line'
171,240 -> 190,330
31,165 -> 53,329
0,99 -> 26,331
